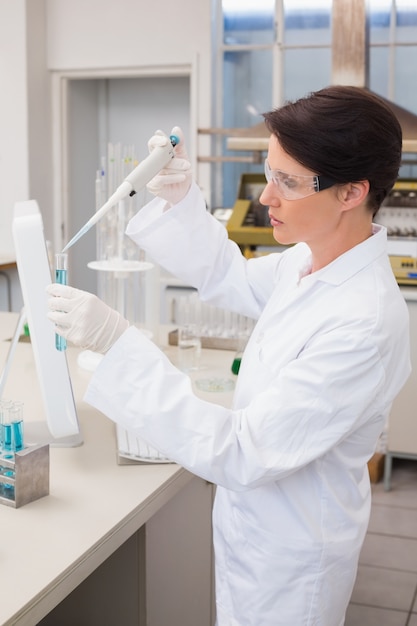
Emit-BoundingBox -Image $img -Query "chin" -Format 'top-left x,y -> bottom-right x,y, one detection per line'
272,229 -> 294,246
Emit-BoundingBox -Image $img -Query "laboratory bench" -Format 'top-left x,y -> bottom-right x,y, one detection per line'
0,312 -> 235,626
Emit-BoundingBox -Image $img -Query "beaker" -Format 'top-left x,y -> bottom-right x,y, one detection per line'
176,294 -> 201,372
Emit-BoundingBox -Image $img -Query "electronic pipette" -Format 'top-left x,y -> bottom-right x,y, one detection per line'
62,134 -> 180,253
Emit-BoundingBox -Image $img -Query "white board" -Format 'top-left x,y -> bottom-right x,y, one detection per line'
12,200 -> 81,441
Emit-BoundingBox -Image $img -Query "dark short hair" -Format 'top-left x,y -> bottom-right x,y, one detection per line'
263,85 -> 402,214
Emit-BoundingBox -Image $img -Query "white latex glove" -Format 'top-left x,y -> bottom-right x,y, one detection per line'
146,126 -> 192,206
47,283 -> 129,354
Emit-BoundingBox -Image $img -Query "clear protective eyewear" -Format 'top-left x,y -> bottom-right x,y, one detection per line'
264,159 -> 336,200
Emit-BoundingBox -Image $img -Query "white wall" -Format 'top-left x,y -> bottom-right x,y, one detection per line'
46,0 -> 211,72
26,0 -> 53,232
0,0 -> 52,252
0,0 -> 29,257
45,0 -> 213,201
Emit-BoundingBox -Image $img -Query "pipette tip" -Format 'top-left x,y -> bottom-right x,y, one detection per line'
61,239 -> 74,253
170,134 -> 180,146
62,223 -> 90,253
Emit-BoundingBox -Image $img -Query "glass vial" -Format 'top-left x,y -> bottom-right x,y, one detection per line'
0,400 -> 13,456
10,401 -> 24,452
55,253 -> 68,351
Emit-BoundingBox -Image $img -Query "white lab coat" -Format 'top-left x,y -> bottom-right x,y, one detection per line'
85,183 -> 411,626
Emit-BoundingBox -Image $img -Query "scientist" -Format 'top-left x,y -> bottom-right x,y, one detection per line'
48,85 -> 411,626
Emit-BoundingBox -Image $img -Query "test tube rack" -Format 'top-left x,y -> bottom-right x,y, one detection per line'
0,444 -> 49,508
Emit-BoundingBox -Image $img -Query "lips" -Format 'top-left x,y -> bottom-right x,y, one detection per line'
269,213 -> 283,227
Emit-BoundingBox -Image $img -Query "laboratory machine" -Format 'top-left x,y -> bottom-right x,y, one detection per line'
375,179 -> 417,285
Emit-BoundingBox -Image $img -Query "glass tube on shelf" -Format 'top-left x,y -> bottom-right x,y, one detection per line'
55,253 -> 68,351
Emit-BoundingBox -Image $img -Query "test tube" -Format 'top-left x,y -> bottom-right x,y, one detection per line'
10,401 -> 24,452
55,253 -> 68,351
0,404 -> 3,451
1,400 -> 13,457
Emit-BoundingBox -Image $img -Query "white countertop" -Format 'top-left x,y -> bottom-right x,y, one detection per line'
0,313 -> 234,625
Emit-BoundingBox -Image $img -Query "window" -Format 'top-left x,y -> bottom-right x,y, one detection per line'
369,0 -> 417,178
213,0 -> 417,208
212,0 -> 332,208
369,0 -> 417,110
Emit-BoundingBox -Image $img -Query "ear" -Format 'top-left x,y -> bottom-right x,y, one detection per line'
339,180 -> 370,210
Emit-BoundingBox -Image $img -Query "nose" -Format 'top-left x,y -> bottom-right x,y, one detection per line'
259,180 -> 281,207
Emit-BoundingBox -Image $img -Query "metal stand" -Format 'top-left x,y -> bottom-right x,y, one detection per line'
0,444 -> 49,508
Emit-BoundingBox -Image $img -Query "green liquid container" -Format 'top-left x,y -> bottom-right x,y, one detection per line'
231,356 -> 242,376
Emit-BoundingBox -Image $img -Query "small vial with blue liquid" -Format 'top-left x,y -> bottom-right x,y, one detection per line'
0,400 -> 24,501
10,401 -> 24,452
1,400 -> 13,457
55,253 -> 68,351
0,399 -> 24,458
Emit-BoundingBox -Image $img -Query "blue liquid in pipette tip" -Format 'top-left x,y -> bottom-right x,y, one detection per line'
55,268 -> 67,351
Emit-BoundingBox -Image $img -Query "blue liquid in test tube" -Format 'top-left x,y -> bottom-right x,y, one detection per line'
1,409 -> 13,459
11,421 -> 23,451
55,253 -> 68,351
0,400 -> 12,455
10,401 -> 24,452
3,423 -> 12,452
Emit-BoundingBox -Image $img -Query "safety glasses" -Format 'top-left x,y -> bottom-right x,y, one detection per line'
264,159 -> 337,200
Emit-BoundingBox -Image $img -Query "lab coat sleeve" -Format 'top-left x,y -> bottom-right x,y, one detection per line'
84,321 -> 388,492
125,182 -> 278,317
85,326 -> 244,485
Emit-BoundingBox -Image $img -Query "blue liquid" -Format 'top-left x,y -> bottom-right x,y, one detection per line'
12,420 -> 24,451
1,475 -> 15,500
0,467 -> 15,499
55,267 -> 67,351
2,423 -> 12,451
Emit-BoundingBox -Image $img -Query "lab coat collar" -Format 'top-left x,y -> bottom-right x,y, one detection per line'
298,224 -> 388,287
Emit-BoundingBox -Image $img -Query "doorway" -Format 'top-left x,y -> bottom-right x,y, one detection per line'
53,71 -> 192,293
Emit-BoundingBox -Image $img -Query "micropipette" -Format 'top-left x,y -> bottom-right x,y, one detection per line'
62,134 -> 180,253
